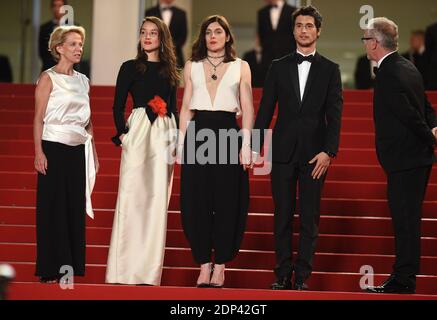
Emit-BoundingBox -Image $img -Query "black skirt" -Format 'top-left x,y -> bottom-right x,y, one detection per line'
35,140 -> 86,278
180,111 -> 249,264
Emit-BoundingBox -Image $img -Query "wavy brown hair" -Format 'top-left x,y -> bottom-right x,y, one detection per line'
135,16 -> 180,86
191,15 -> 236,63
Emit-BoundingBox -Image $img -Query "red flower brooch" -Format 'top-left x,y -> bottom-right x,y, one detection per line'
148,95 -> 167,117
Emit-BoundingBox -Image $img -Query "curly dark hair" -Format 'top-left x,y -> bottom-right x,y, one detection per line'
191,15 -> 236,63
135,16 -> 181,86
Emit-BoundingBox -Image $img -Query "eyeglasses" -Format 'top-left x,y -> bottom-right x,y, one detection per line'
361,37 -> 375,43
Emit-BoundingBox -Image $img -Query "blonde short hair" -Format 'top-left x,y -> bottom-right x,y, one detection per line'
48,25 -> 86,62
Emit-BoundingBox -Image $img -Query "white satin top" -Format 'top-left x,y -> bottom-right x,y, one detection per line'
189,58 -> 241,114
41,68 -> 96,219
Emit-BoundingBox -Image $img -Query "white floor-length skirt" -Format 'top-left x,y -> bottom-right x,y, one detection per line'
106,108 -> 177,285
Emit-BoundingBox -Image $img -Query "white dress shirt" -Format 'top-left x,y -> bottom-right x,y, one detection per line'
296,49 -> 316,100
160,4 -> 173,27
270,0 -> 284,31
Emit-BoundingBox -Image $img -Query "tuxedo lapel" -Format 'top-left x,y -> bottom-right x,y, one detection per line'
301,52 -> 321,107
289,53 -> 302,106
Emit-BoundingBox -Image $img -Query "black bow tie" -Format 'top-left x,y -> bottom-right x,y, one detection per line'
161,6 -> 172,11
270,4 -> 278,9
373,66 -> 379,75
296,53 -> 314,64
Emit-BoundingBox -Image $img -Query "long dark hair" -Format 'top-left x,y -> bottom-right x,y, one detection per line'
135,16 -> 180,86
191,15 -> 236,63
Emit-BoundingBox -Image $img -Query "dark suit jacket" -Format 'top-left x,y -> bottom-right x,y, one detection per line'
257,4 -> 296,64
254,51 -> 343,163
373,52 -> 437,173
145,5 -> 187,67
39,20 -> 58,72
424,22 -> 437,89
402,51 -> 426,83
0,55 -> 13,82
354,55 -> 374,89
242,49 -> 268,88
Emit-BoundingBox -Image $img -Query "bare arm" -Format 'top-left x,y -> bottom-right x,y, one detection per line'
177,61 -> 195,146
33,72 -> 52,175
239,61 -> 254,168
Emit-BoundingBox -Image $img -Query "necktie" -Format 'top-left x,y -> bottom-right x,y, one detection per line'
296,53 -> 314,64
373,66 -> 379,75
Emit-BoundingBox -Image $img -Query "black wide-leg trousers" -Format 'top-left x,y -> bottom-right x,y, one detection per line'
35,140 -> 86,278
180,111 -> 249,265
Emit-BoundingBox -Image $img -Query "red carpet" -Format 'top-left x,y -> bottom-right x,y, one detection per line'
0,84 -> 436,299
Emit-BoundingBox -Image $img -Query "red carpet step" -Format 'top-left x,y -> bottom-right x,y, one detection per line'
6,263 -> 437,295
1,225 -> 437,255
1,207 -> 437,237
8,282 -> 437,300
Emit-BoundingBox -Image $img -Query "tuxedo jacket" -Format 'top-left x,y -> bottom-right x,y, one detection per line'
257,4 -> 296,63
145,5 -> 187,67
0,55 -> 12,82
373,52 -> 437,173
242,49 -> 268,88
401,51 -> 426,83
354,54 -> 374,89
425,22 -> 437,89
254,51 -> 343,163
39,21 -> 58,71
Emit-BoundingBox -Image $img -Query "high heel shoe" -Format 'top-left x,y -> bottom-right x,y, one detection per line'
196,262 -> 213,288
210,264 -> 225,288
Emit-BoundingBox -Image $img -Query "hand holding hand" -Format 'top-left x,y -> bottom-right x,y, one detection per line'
240,145 -> 252,171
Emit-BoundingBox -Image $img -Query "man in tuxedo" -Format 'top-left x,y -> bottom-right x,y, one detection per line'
402,30 -> 426,82
0,55 -> 13,83
243,35 -> 269,87
39,0 -> 67,72
424,22 -> 437,89
253,5 -> 343,290
354,54 -> 376,89
257,0 -> 297,68
145,0 -> 187,68
362,18 -> 437,294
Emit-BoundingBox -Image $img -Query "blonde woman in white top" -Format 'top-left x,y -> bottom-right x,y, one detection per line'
33,26 -> 98,283
178,15 -> 254,288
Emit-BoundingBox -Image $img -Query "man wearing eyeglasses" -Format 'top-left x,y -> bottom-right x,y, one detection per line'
253,5 -> 343,291
362,18 -> 437,294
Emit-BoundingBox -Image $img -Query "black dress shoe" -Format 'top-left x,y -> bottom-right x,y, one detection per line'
271,277 -> 292,290
294,281 -> 309,291
365,277 -> 415,294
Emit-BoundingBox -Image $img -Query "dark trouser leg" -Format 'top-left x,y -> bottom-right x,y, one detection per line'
66,144 -> 86,276
181,163 -> 214,264
387,166 -> 431,287
211,164 -> 249,264
271,162 -> 298,278
294,163 -> 325,281
36,142 -> 86,278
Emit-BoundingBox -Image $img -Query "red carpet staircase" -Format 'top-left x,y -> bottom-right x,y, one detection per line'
1,83 -> 437,299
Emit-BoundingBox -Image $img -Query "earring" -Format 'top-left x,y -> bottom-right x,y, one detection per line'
161,42 -> 164,53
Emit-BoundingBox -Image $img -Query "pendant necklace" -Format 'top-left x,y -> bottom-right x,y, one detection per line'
206,57 -> 224,80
